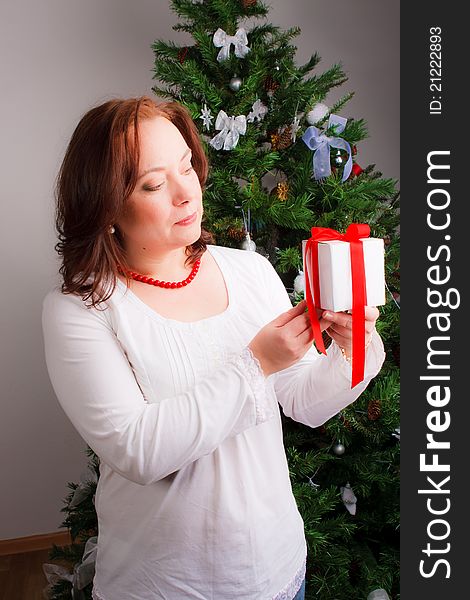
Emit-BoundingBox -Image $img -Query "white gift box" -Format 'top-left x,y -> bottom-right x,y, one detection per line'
302,237 -> 386,312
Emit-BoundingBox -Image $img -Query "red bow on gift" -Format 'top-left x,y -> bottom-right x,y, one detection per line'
304,223 -> 370,388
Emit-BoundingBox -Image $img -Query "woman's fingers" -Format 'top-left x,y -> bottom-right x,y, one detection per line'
318,307 -> 380,356
285,312 -> 311,337
364,306 -> 380,322
297,323 -> 314,346
329,321 -> 375,338
274,300 -> 307,327
322,306 -> 379,335
289,305 -> 380,349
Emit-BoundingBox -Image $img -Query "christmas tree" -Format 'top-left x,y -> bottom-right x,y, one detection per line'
42,447 -> 99,599
151,1 -> 400,599
44,2 -> 399,598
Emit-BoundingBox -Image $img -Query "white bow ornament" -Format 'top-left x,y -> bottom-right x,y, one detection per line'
340,482 -> 357,515
209,111 -> 246,151
69,466 -> 98,509
213,28 -> 250,62
247,99 -> 268,123
42,536 -> 97,599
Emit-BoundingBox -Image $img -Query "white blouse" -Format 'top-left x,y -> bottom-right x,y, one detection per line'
42,244 -> 385,600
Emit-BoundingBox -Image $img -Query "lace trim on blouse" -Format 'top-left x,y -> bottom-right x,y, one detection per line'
271,556 -> 307,600
233,346 -> 273,425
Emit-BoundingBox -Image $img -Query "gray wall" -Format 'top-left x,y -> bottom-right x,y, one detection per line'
0,0 -> 399,540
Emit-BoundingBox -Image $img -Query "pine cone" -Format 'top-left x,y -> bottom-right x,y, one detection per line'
227,226 -> 246,241
241,0 -> 257,7
349,558 -> 361,584
264,76 -> 280,94
273,181 -> 289,201
368,399 -> 382,420
178,47 -> 188,64
270,132 -> 280,150
278,126 -> 293,150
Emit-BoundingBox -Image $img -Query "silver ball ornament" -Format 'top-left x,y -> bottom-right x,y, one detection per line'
333,442 -> 345,456
333,149 -> 344,166
229,76 -> 243,91
306,102 -> 329,125
367,590 -> 391,600
241,233 -> 256,251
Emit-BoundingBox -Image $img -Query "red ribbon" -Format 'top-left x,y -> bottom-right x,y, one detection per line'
351,163 -> 363,177
304,223 -> 370,388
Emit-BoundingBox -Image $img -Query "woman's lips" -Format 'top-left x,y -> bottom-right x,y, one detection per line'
175,212 -> 197,226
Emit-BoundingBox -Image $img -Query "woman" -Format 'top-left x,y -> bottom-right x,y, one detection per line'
42,96 -> 385,600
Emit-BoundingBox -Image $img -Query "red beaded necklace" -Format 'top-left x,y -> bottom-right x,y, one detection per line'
118,259 -> 201,289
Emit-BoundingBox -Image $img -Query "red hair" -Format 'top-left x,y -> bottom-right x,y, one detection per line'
54,96 -> 214,308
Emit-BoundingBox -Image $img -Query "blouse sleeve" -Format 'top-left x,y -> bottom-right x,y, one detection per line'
41,289 -> 273,486
257,255 -> 386,427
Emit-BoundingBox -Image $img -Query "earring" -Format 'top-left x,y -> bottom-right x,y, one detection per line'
109,225 -> 115,234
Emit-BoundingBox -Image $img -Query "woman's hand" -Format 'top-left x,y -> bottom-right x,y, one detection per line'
321,306 -> 380,359
249,300 -> 315,376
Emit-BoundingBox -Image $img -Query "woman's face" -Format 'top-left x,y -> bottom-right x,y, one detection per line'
116,116 -> 203,256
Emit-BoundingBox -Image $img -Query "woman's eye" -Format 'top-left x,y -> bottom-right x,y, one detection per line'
144,183 -> 164,192
143,166 -> 193,192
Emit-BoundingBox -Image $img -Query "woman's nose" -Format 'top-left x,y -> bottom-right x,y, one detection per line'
170,173 -> 192,204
